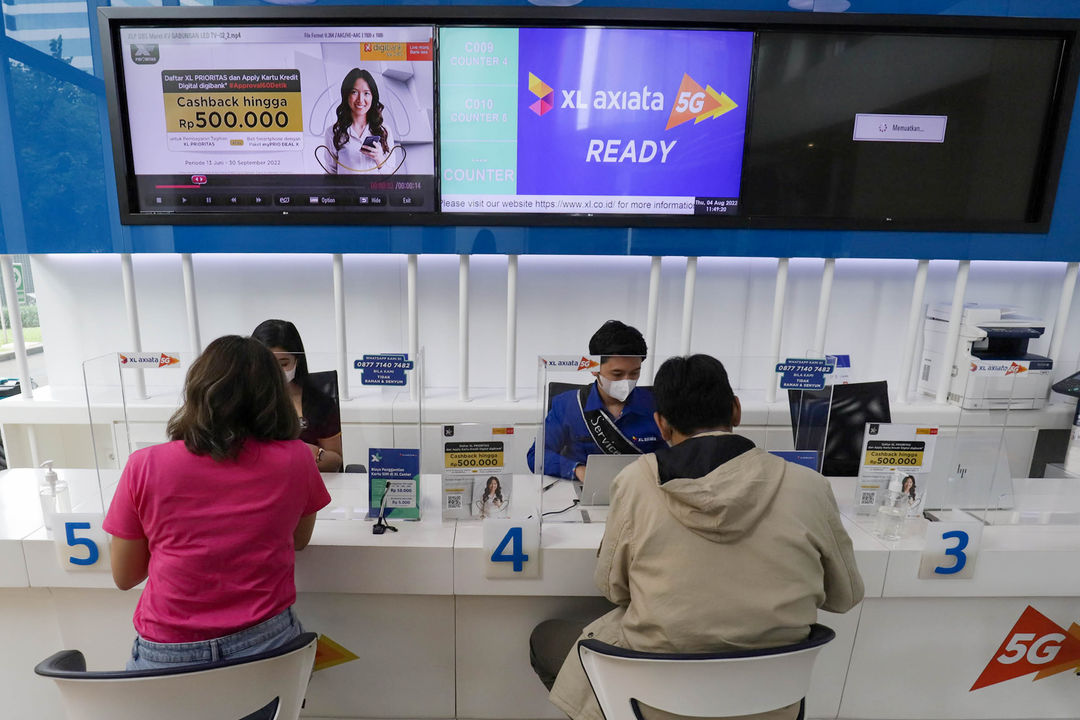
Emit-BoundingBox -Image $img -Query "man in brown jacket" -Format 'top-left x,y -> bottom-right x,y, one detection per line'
531,354 -> 864,720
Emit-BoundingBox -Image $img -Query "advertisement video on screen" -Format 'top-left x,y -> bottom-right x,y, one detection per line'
119,24 -> 435,214
439,27 -> 752,217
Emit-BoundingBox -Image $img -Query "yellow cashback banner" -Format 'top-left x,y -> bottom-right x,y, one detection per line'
444,441 -> 504,470
161,69 -> 303,133
859,423 -> 939,472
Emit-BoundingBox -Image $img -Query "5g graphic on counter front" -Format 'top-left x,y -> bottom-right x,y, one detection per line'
52,514 -> 111,573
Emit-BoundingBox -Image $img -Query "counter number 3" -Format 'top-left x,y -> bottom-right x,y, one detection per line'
52,513 -> 111,573
918,521 -> 981,579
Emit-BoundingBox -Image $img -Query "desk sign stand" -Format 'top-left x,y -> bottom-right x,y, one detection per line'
919,520 -> 982,579
484,515 -> 541,579
53,513 -> 111,572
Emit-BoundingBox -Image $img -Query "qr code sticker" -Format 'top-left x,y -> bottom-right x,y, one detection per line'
860,491 -> 877,506
447,495 -> 462,509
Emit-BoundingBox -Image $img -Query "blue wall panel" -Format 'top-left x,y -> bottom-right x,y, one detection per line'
0,0 -> 1078,259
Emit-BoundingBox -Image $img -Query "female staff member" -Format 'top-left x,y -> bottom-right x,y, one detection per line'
104,335 -> 331,670
323,67 -> 395,174
253,319 -> 344,472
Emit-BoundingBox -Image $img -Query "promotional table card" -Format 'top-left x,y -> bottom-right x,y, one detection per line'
855,423 -> 938,514
368,447 -> 420,520
441,424 -> 513,520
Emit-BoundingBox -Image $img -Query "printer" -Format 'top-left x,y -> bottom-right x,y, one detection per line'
918,303 -> 1053,410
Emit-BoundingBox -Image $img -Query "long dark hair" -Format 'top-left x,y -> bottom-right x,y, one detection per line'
902,475 -> 917,501
167,335 -> 299,460
252,319 -> 309,385
332,68 -> 388,154
482,476 -> 503,505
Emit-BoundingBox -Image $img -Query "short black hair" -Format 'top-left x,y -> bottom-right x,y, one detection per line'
653,354 -> 735,436
588,320 -> 647,363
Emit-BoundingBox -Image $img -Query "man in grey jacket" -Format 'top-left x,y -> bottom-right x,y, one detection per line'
531,353 -> 864,720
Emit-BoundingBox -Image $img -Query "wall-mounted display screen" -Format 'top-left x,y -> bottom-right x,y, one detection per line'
439,27 -> 753,217
743,32 -> 1066,225
116,24 -> 435,214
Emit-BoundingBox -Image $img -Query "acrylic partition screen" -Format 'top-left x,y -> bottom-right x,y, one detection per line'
439,26 -> 752,218
114,24 -> 436,217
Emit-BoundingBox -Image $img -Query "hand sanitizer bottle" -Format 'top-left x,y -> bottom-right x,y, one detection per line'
875,470 -> 907,541
38,461 -> 70,531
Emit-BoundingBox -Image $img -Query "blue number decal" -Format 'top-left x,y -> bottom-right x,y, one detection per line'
934,530 -> 969,575
65,522 -> 99,566
491,527 -> 529,572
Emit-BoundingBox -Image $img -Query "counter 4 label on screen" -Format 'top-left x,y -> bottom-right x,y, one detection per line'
971,606 -> 1080,690
440,27 -> 752,216
118,25 -> 436,215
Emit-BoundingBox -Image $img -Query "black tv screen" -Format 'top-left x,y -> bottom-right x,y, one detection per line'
743,31 -> 1067,228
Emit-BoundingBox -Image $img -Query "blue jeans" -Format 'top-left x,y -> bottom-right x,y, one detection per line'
126,607 -> 303,671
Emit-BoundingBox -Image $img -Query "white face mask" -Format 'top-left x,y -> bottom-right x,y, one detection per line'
283,367 -> 296,384
599,375 -> 636,403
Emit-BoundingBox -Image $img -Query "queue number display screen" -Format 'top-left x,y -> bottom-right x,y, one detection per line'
439,27 -> 753,216
117,25 -> 436,215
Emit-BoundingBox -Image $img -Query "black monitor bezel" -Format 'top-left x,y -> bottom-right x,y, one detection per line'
99,6 -> 1080,233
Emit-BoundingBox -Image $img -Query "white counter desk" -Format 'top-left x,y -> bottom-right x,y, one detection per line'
2,468 -> 1079,720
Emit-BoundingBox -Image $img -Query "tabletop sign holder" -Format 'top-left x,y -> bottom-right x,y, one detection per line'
776,357 -> 836,391
918,519 -> 983,579
483,515 -> 541,579
52,513 -> 111,573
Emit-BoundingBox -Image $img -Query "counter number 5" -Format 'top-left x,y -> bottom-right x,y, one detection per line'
918,521 -> 981,579
52,513 -> 111,573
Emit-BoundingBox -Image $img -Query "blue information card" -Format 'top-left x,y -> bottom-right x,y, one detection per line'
368,448 -> 421,520
775,357 -> 836,391
769,450 -> 820,471
355,354 -> 414,386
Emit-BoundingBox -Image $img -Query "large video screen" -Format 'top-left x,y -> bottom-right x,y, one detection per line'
743,32 -> 1066,225
439,27 -> 753,217
116,24 -> 435,215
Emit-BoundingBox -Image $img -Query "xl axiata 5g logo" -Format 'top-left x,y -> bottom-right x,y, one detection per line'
970,606 -> 1080,690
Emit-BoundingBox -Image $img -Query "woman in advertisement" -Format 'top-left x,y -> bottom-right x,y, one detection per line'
323,67 -> 396,174
253,319 -> 344,472
475,475 -> 509,519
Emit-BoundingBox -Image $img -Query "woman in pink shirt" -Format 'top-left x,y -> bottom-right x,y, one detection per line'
104,335 -> 331,670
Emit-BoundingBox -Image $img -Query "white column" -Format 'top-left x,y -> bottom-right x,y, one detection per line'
936,261 -> 970,404
333,253 -> 349,401
896,260 -> 929,404
0,256 -> 31,399
765,258 -> 790,403
1048,262 -> 1079,367
811,258 -> 835,357
407,254 -> 419,401
459,254 -> 470,402
505,255 -> 518,402
180,253 -> 201,355
120,254 -> 146,400
680,257 -> 697,355
644,256 -> 661,382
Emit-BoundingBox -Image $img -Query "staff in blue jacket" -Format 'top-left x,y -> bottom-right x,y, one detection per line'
528,321 -> 664,480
